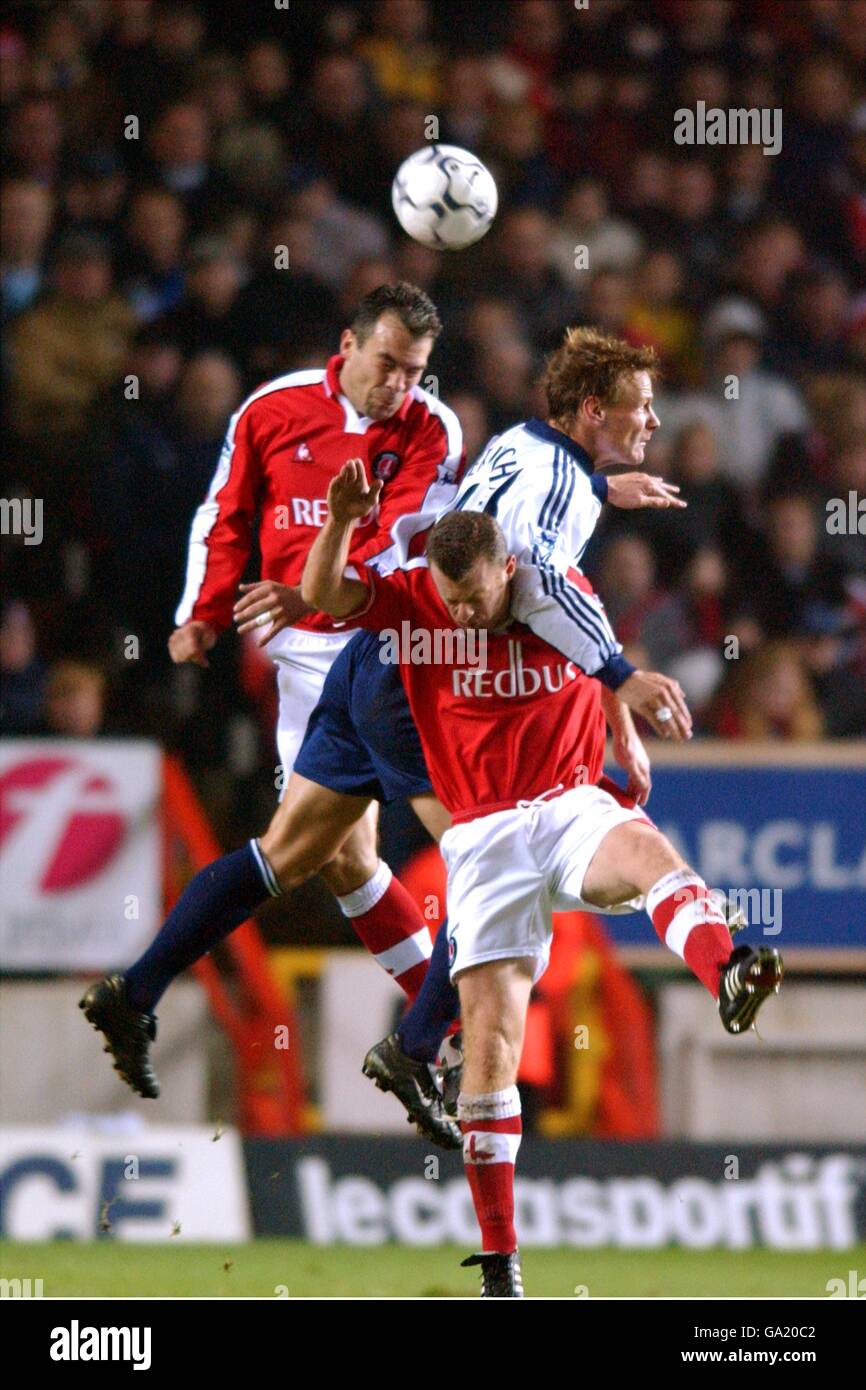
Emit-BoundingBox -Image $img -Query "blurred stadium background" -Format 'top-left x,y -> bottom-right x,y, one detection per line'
1,0 -> 864,1298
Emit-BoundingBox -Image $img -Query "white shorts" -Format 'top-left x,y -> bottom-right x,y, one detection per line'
439,784 -> 646,983
271,627 -> 355,789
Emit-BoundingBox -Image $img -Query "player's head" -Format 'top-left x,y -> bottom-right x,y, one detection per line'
426,511 -> 516,631
339,281 -> 441,421
543,326 -> 660,466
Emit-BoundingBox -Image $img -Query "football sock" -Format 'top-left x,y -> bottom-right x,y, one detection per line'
459,1087 -> 522,1254
124,840 -> 280,1013
397,918 -> 459,1062
336,860 -> 432,1002
647,869 -> 732,998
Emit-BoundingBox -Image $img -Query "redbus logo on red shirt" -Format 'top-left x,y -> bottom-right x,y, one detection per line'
276,499 -> 329,528
452,640 -> 578,698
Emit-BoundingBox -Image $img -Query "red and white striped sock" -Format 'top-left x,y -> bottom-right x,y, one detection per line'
336,860 -> 432,1002
646,869 -> 732,998
458,1086 -> 522,1253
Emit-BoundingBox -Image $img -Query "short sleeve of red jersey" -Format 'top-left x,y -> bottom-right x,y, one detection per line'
175,402 -> 262,632
344,566 -> 415,633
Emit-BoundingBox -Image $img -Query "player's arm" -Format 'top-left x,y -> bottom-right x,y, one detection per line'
170,404 -> 262,665
512,564 -> 692,741
301,459 -> 383,617
601,688 -> 651,805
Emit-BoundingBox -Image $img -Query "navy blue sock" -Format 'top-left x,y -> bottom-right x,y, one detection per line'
397,918 -> 459,1062
124,841 -> 279,1013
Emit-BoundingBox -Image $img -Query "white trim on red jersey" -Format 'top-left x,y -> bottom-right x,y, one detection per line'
362,383 -> 464,577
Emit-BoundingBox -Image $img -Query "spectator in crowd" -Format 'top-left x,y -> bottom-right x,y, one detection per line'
549,178 -> 644,287
746,492 -> 853,641
60,151 -> 127,249
144,100 -> 229,229
597,534 -> 682,671
97,350 -> 242,670
484,99 -> 560,212
3,93 -> 65,183
0,600 -> 45,734
658,299 -> 809,494
41,660 -> 107,738
710,641 -> 825,742
8,228 -> 134,444
243,41 -> 293,128
122,186 -> 187,323
157,234 -> 248,360
194,54 -> 287,203
486,207 -> 577,351
1,177 -> 54,320
627,248 -> 698,386
764,373 -> 866,496
294,53 -> 378,210
440,56 -> 490,150
290,175 -> 390,292
357,0 -> 440,105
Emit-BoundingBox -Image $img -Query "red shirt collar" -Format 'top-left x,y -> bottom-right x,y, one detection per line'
324,353 -> 413,421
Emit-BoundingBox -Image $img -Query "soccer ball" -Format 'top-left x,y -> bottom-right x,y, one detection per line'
391,144 -> 498,251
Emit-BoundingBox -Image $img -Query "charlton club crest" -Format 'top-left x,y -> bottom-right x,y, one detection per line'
372,450 -> 401,482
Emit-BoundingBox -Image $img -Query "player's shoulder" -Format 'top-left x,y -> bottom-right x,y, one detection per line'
232,369 -> 328,427
471,419 -> 566,473
405,384 -> 463,452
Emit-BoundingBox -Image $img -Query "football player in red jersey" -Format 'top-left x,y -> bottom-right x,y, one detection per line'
302,464 -> 784,1297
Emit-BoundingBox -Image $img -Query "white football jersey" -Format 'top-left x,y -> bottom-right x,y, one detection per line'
452,418 -> 631,688
453,418 -> 606,570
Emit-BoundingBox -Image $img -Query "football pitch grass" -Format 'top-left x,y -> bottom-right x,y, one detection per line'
3,1240 -> 863,1298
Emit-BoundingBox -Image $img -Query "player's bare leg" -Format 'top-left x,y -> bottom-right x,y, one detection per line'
258,775 -> 375,890
581,820 -> 783,1034
453,957 -> 533,1297
81,774 -> 457,1139
260,776 -> 460,1147
408,793 -> 452,842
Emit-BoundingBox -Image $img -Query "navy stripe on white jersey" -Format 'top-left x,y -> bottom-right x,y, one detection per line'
510,565 -> 621,681
453,419 -> 625,681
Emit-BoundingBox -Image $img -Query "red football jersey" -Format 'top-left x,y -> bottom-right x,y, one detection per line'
352,564 -> 606,823
176,355 -> 463,634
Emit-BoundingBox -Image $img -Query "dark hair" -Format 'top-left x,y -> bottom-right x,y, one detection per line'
426,511 -> 507,581
543,326 -> 658,427
351,281 -> 442,345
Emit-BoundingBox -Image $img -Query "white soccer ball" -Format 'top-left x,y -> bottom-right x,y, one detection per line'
391,144 -> 498,251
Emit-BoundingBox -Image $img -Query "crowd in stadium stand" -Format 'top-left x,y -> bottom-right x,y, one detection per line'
2,0 -> 865,839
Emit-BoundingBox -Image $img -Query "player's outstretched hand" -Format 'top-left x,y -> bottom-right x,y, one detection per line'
234,581 -> 311,645
617,669 -> 692,741
167,620 -> 217,668
327,458 -> 382,524
605,472 -> 686,510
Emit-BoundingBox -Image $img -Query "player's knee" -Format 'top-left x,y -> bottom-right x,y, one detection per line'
258,827 -> 317,891
319,841 -> 380,896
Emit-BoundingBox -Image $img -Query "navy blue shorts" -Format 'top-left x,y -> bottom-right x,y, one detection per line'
294,630 -> 434,803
